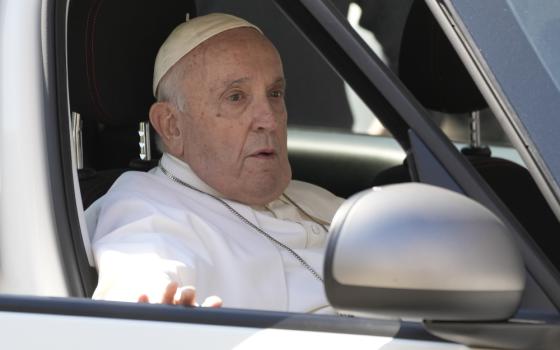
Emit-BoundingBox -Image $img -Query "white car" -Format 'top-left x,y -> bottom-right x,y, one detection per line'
1,0 -> 559,349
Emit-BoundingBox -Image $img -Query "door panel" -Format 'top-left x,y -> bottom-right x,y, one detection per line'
0,310 -> 465,350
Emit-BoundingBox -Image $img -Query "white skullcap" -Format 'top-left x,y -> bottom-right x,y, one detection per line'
153,13 -> 263,96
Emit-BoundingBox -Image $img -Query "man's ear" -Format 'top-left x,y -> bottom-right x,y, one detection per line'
149,102 -> 183,157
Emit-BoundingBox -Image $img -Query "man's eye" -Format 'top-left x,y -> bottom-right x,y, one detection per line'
269,90 -> 284,98
228,93 -> 243,102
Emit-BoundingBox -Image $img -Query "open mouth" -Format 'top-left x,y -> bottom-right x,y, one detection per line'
251,149 -> 276,159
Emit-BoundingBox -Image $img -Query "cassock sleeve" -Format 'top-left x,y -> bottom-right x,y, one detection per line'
91,192 -> 205,303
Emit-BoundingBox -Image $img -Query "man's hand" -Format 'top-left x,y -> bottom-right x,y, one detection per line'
137,282 -> 223,307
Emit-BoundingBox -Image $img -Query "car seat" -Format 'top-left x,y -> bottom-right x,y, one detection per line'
68,0 -> 197,209
67,0 -> 197,296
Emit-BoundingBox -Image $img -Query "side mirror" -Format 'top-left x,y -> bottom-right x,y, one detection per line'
325,183 -> 525,321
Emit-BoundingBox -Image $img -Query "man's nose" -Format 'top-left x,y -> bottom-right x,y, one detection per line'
252,97 -> 278,131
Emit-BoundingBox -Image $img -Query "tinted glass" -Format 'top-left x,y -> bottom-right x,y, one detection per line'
507,0 -> 560,91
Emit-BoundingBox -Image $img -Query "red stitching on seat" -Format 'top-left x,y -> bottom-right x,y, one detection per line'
85,0 -> 110,122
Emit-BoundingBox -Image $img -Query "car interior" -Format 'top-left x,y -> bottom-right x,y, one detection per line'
66,0 -> 560,310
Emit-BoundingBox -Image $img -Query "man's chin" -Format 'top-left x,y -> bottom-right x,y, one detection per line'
243,185 -> 287,206
225,174 -> 291,206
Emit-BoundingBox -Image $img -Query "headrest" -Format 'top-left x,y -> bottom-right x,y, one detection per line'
398,0 -> 487,113
69,0 -> 196,126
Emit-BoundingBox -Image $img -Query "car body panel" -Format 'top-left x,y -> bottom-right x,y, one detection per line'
0,310 -> 469,350
0,295 -> 461,349
0,0 -> 69,296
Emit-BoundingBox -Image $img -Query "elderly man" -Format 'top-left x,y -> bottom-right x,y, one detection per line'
90,13 -> 344,313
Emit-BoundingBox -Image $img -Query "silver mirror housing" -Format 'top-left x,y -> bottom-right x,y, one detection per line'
324,183 -> 525,321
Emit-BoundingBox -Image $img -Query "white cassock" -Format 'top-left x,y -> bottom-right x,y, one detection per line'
89,153 -> 344,313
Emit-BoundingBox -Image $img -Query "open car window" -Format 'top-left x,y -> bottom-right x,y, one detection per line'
65,0 -> 560,309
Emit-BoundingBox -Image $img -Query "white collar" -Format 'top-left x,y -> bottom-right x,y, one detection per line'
157,153 -> 335,225
158,153 -> 290,212
158,153 -> 223,198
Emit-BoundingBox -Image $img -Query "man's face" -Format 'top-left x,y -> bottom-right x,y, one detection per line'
173,28 -> 291,205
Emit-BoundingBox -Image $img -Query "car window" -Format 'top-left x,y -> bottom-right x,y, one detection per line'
63,0 -> 560,303
507,0 -> 560,92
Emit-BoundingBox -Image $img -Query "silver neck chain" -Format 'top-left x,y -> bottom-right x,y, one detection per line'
159,163 -> 324,283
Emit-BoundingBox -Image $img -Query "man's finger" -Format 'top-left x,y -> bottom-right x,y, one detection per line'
161,282 -> 179,304
138,294 -> 150,303
176,286 -> 196,306
201,295 -> 223,308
